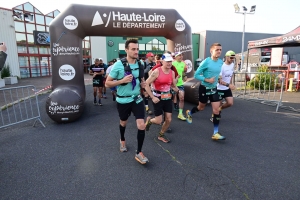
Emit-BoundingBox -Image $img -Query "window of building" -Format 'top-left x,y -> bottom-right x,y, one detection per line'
119,43 -> 125,50
36,25 -> 45,32
146,38 -> 165,51
28,46 -> 38,54
29,56 -> 39,67
26,23 -> 35,33
47,13 -> 53,17
14,21 -> 25,32
45,17 -> 53,25
39,46 -> 48,54
30,66 -> 40,77
35,14 -> 45,25
54,10 -> 60,17
139,44 -> 145,50
18,56 -> 29,67
15,5 -> 23,10
35,9 -> 41,14
84,41 -> 90,48
17,45 -> 27,53
16,33 -> 26,43
40,57 -> 49,66
24,3 -> 34,12
46,26 -> 49,32
27,34 -> 34,44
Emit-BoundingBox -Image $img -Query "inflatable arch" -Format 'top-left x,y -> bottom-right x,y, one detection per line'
46,4 -> 199,123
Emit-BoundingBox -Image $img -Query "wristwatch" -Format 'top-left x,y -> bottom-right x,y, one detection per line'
225,83 -> 229,87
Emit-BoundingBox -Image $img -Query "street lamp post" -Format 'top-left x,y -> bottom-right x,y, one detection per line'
234,4 -> 256,71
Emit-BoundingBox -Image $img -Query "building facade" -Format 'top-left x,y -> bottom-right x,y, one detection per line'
197,30 -> 300,59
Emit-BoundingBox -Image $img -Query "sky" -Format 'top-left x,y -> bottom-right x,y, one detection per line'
1,0 -> 299,34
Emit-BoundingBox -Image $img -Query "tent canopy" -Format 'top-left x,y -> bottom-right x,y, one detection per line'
248,26 -> 300,49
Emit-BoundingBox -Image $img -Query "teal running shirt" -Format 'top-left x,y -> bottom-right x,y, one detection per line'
108,60 -> 143,104
194,57 -> 223,88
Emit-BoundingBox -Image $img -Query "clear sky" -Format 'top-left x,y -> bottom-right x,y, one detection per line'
1,0 -> 298,34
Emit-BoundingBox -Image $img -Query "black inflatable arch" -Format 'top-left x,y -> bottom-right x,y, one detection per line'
46,4 -> 199,123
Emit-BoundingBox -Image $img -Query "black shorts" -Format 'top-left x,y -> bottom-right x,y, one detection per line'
217,89 -> 233,99
153,98 -> 173,116
93,79 -> 104,87
198,85 -> 222,103
117,100 -> 145,121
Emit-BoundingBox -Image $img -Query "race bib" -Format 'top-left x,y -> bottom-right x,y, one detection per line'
133,94 -> 143,104
205,88 -> 217,95
218,92 -> 224,99
161,91 -> 172,100
93,79 -> 100,85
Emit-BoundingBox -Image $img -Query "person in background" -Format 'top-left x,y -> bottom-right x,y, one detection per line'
99,58 -> 108,99
89,58 -> 104,105
0,42 -> 8,71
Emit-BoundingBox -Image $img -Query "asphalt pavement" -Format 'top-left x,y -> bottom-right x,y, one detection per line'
0,76 -> 300,199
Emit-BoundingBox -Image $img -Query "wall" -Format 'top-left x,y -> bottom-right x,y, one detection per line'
204,31 -> 284,59
0,8 -> 20,77
192,33 -> 199,65
197,31 -> 206,59
90,36 -> 107,63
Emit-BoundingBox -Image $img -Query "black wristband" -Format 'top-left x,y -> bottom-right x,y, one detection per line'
226,83 -> 229,87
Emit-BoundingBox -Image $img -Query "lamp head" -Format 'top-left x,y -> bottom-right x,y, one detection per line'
250,5 -> 256,13
234,3 -> 240,12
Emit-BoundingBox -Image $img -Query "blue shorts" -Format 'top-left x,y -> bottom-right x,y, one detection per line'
110,87 -> 117,91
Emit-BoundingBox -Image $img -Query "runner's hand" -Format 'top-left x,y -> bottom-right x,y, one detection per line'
205,77 -> 215,83
229,84 -> 236,90
122,74 -> 133,83
151,96 -> 160,104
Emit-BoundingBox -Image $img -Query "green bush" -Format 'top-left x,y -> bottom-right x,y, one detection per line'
1,63 -> 11,78
247,65 -> 277,90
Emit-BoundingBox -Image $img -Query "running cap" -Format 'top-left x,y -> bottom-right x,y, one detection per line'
146,52 -> 154,58
225,50 -> 236,57
174,52 -> 183,57
161,53 -> 173,61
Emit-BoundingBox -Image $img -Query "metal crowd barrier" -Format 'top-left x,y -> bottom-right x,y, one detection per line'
0,85 -> 45,129
232,71 -> 285,112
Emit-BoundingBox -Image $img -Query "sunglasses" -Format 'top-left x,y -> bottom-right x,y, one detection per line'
229,57 -> 235,60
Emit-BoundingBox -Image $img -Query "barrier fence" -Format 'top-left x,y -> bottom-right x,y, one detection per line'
0,85 -> 45,129
232,71 -> 286,112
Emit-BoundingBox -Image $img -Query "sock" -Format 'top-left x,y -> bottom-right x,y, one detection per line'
158,131 -> 164,137
94,97 -> 96,101
119,125 -> 126,141
212,114 -> 220,134
179,109 -> 183,115
98,98 -> 101,103
191,106 -> 199,114
174,103 -> 177,108
137,129 -> 145,154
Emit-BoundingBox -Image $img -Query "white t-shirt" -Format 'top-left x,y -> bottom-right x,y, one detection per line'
106,64 -> 114,75
217,62 -> 234,90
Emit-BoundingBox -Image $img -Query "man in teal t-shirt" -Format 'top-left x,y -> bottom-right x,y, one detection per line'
105,39 -> 149,165
186,43 -> 227,141
172,52 -> 187,121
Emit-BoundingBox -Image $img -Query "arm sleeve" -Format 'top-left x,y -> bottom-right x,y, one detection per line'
194,59 -> 208,82
0,51 -> 7,71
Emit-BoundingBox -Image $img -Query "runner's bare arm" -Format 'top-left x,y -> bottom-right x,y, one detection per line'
145,69 -> 159,99
171,71 -> 179,92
